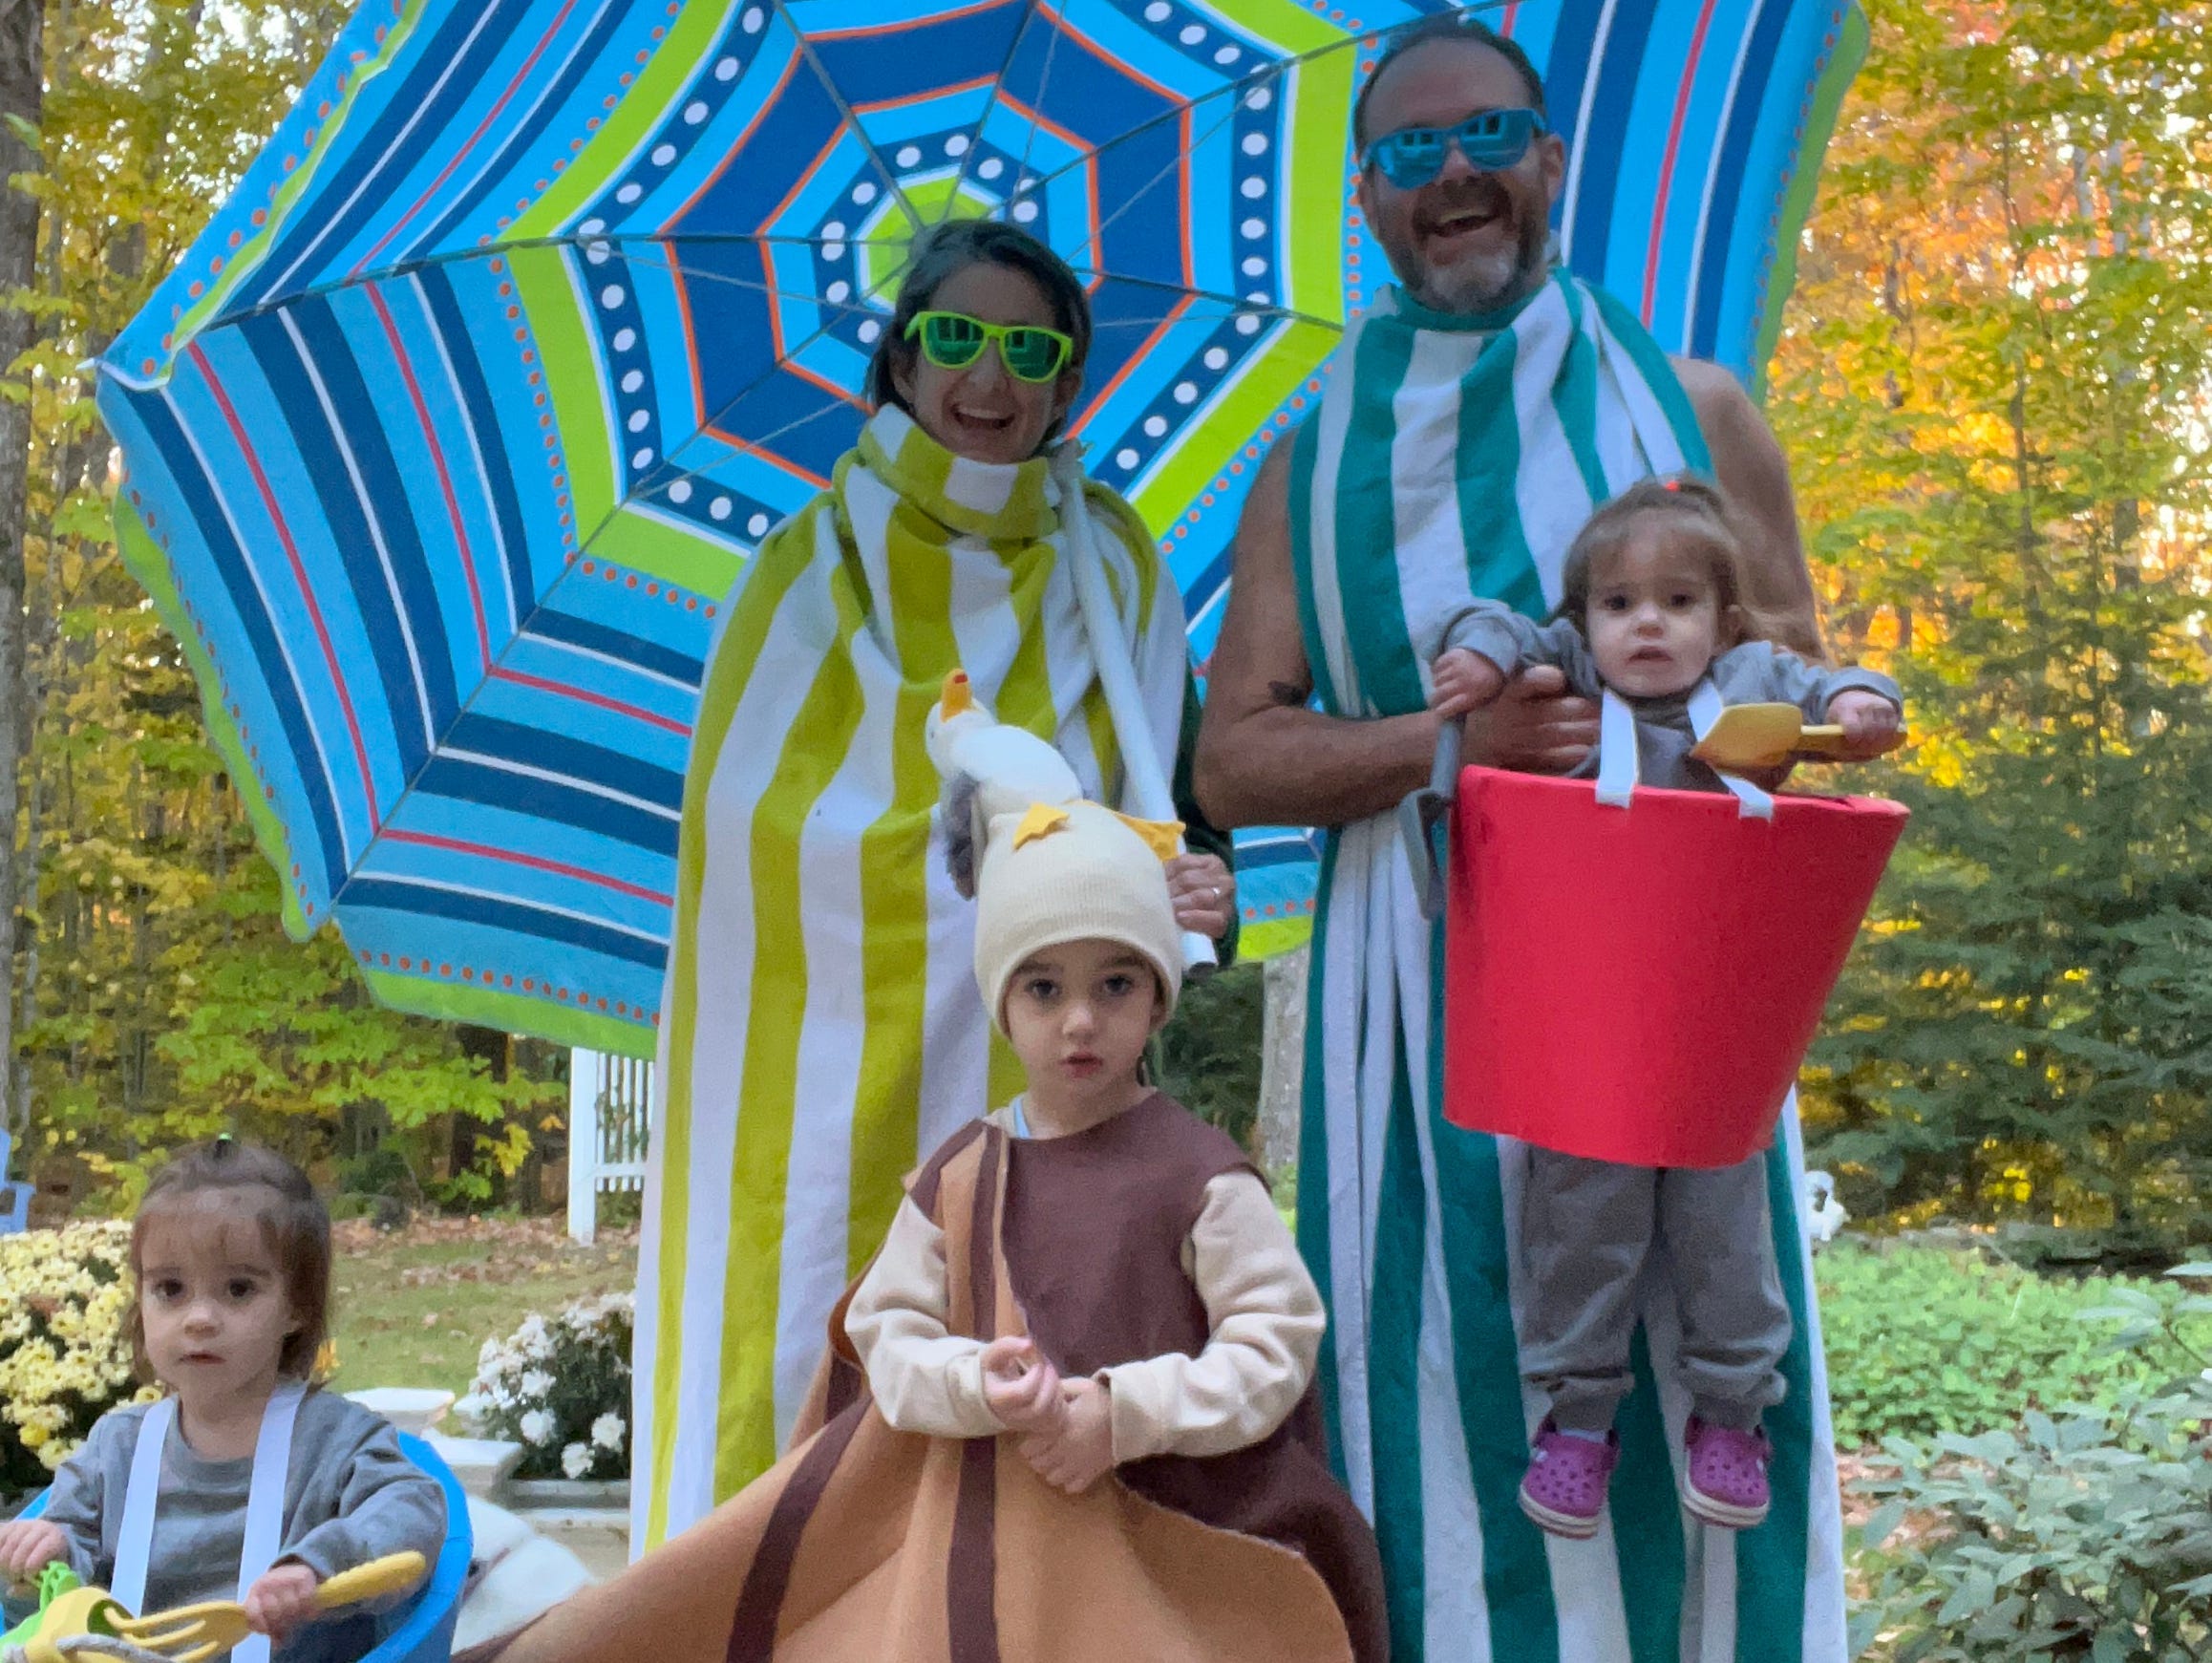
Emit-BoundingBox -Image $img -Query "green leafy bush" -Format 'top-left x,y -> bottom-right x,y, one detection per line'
1819,1245 -> 2209,1445
1850,1268 -> 2212,1661
1155,961 -> 1264,1150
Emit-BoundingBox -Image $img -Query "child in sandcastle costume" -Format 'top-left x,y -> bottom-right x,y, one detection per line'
476,691 -> 1386,1663
1428,476 -> 1902,1540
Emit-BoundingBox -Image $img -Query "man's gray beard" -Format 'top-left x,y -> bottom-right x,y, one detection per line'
1404,222 -> 1551,315
1410,249 -> 1525,314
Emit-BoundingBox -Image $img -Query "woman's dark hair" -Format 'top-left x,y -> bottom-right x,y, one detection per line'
1557,476 -> 1794,650
1353,12 -> 1549,147
863,218 -> 1093,445
129,1139 -> 332,1383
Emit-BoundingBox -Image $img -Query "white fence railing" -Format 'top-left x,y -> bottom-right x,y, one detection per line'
567,1049 -> 652,1246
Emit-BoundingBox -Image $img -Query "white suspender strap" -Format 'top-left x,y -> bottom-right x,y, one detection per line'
110,1378 -> 304,1651
1687,681 -> 1776,821
1594,690 -> 1641,807
1599,683 -> 1776,819
231,1379 -> 307,1663
112,1396 -> 176,1613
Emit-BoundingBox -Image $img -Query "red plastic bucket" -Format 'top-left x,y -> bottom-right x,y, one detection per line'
1440,765 -> 1907,1167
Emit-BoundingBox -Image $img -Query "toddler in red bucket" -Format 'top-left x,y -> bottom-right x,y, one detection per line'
1427,476 -> 1901,1539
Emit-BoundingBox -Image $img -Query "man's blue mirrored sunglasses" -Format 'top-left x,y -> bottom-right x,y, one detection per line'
1365,107 -> 1549,190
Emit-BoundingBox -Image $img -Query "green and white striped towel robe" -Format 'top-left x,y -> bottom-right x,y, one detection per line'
632,406 -> 1190,1549
1287,273 -> 1848,1662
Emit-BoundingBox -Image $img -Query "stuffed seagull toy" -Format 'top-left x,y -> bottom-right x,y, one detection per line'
926,671 -> 1080,899
926,670 -> 1181,899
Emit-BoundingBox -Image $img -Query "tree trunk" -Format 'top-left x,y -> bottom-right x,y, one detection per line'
1256,947 -> 1308,1182
0,0 -> 41,1142
454,1024 -> 510,1203
11,751 -> 38,1131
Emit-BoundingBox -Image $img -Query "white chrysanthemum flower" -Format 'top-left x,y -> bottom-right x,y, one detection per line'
591,1412 -> 625,1451
520,1370 -> 555,1402
519,1408 -> 554,1446
561,1441 -> 593,1480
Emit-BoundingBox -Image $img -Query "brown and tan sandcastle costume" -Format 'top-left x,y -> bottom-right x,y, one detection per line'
479,1089 -> 1386,1663
479,695 -> 1386,1663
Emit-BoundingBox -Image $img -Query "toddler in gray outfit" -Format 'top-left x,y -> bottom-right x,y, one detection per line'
1428,476 -> 1901,1540
0,1141 -> 445,1663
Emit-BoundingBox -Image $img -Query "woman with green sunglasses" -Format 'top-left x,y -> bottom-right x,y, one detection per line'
869,227 -> 1086,465
634,218 -> 1240,1544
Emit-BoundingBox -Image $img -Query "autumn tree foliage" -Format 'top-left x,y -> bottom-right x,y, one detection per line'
1775,0 -> 2212,1248
3,1 -> 562,1207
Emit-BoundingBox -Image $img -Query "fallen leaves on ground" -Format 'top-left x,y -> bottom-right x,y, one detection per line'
330,1214 -> 637,1301
328,1215 -> 640,1393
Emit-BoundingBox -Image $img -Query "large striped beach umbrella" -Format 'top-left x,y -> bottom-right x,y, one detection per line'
96,0 -> 1863,1054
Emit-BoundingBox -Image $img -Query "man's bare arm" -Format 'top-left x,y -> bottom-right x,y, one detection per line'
1674,356 -> 1824,660
1192,444 -> 1437,830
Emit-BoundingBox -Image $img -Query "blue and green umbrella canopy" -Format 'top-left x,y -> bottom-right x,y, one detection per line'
96,0 -> 1861,1054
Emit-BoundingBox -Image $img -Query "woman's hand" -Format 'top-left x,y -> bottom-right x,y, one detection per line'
980,1336 -> 1065,1435
1165,854 -> 1234,941
244,1561 -> 324,1642
0,1517 -> 67,1587
1019,1377 -> 1116,1494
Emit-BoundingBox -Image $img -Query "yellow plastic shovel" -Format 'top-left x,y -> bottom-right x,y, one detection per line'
31,1552 -> 428,1663
1689,702 -> 1904,772
15,1586 -> 132,1663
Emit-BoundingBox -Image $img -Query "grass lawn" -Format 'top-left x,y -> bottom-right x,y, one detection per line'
326,1216 -> 638,1396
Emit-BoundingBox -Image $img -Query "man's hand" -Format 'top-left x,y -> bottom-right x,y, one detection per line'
1462,666 -> 1600,775
0,1517 -> 67,1587
1019,1377 -> 1116,1494
1428,649 -> 1507,719
244,1562 -> 324,1642
980,1336 -> 1065,1436
1825,691 -> 1903,759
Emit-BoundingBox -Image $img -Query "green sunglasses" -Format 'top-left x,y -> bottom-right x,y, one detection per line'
904,310 -> 1074,383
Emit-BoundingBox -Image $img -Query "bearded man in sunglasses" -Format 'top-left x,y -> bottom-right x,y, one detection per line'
1194,13 -> 1848,1661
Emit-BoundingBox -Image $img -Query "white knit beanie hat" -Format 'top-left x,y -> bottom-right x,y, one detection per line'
971,800 -> 1183,1033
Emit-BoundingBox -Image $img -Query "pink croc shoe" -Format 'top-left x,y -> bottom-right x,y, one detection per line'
1519,1422 -> 1620,1539
1682,1418 -> 1772,1528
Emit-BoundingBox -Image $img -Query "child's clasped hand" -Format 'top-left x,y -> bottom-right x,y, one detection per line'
979,1335 -> 1064,1434
1020,1378 -> 1115,1494
979,1334 -> 1116,1494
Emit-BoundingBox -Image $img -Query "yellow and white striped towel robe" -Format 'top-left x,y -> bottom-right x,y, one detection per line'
631,405 -> 1189,1548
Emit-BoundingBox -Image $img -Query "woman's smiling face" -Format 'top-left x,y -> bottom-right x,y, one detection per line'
890,260 -> 1081,465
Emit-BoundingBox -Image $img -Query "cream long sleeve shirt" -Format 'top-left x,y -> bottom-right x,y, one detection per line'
843,1111 -> 1324,1463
